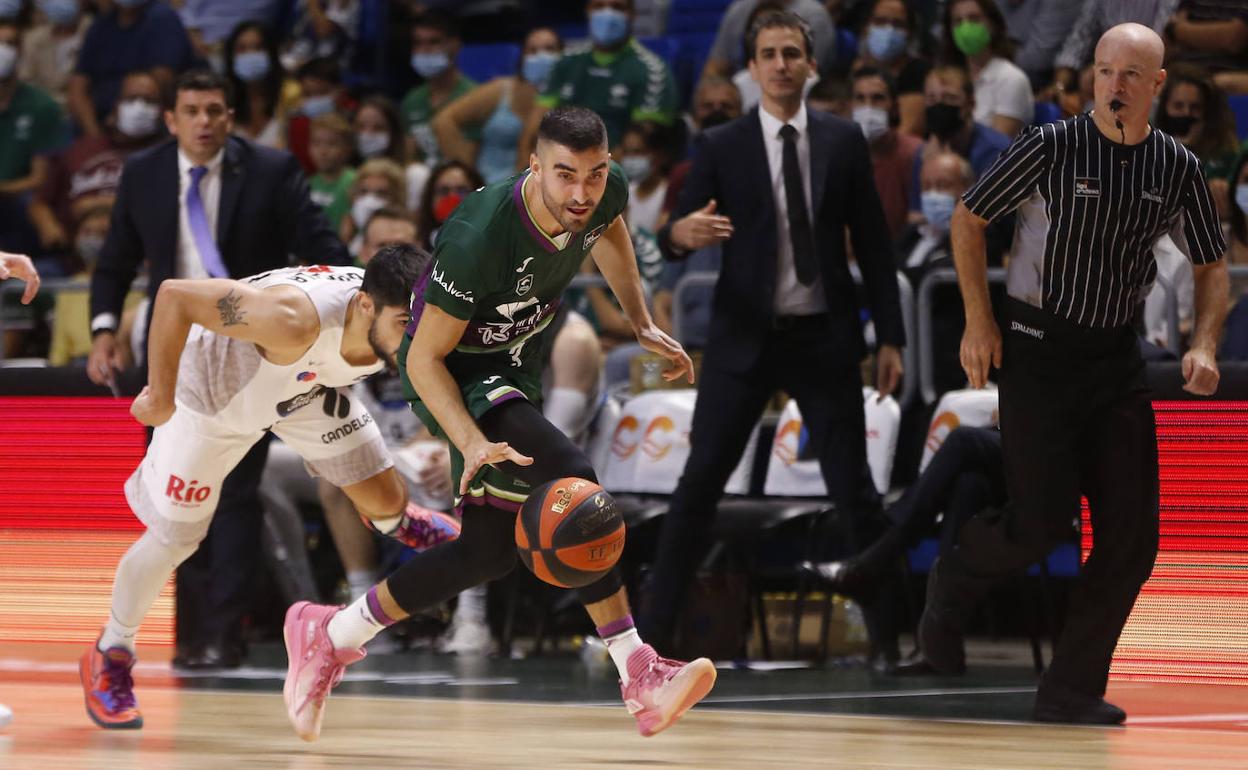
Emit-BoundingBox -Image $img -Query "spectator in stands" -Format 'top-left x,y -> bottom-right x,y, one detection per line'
943,0 -> 1033,137
620,120 -> 679,236
351,95 -> 430,212
653,238 -> 720,351
524,0 -> 680,150
1222,152 -> 1248,300
805,75 -> 850,117
415,159 -> 482,251
908,63 -> 1010,212
731,0 -> 820,112
1155,65 -> 1241,221
402,11 -> 475,165
68,0 -> 194,138
308,112 -> 357,239
1050,0 -> 1176,96
996,0 -> 1082,87
342,157 -> 408,255
19,0 -> 89,108
224,21 -> 291,150
1052,62 -> 1094,117
850,0 -> 929,136
808,425 -> 1005,618
703,0 -> 836,80
431,26 -> 563,184
287,56 -> 351,173
0,17 -> 70,260
852,66 -> 922,242
358,205 -> 416,266
662,76 -> 742,220
29,69 -> 163,256
179,0 -> 281,66
1166,0 -> 1248,90
280,0 -> 356,75
47,203 -> 144,367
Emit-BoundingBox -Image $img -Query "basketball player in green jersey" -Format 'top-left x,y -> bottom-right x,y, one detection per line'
283,107 -> 717,741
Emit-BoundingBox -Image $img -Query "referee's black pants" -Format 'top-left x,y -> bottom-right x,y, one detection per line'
940,300 -> 1159,698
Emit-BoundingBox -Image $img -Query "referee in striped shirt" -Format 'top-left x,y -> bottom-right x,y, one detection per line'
914,23 -> 1229,724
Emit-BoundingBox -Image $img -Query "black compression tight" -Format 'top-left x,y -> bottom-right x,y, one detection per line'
384,399 -> 624,615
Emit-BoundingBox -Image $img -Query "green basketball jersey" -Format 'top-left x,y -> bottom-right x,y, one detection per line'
400,161 -> 629,405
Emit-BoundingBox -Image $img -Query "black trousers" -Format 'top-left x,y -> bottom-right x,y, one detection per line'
945,300 -> 1160,698
175,435 -> 271,651
642,317 -> 874,648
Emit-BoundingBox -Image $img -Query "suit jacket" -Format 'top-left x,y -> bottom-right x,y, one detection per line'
666,107 -> 905,373
91,135 -> 349,324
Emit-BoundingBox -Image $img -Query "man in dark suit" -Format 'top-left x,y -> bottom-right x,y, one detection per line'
642,11 -> 906,657
86,69 -> 348,668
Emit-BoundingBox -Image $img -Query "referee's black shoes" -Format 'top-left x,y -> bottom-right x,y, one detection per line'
913,556 -> 987,675
1033,683 -> 1127,725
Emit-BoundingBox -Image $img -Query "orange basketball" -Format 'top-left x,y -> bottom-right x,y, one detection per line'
515,477 -> 625,588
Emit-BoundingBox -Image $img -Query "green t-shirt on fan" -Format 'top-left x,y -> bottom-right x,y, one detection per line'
309,167 -> 356,235
401,74 -> 478,164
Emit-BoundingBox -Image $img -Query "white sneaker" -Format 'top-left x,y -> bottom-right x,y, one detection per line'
439,618 -> 492,656
0,702 -> 12,729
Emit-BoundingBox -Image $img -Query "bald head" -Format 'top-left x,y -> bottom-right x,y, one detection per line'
1091,23 -> 1166,138
921,151 -> 974,197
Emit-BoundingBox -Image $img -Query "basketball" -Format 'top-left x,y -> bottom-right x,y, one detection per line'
515,477 -> 625,588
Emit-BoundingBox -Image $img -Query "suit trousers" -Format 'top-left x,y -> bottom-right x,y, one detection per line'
642,317 -> 873,648
942,300 -> 1160,698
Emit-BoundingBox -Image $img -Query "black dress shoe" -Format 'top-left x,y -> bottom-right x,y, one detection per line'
180,641 -> 242,670
1033,684 -> 1126,725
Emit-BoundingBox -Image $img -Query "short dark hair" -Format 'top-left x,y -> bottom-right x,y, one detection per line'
361,243 -> 432,309
412,10 -> 460,39
851,65 -> 897,99
296,56 -> 342,85
928,62 -> 974,101
175,69 -> 234,109
537,106 -> 608,152
745,10 -> 813,61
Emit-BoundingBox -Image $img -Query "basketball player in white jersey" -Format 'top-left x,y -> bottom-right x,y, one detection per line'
80,244 -> 456,730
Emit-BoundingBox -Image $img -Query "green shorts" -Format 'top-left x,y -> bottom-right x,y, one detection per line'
405,359 -> 542,515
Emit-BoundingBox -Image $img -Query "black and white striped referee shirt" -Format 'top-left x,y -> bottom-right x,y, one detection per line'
961,112 -> 1226,329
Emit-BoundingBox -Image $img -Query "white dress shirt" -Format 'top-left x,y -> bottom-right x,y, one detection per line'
757,102 -> 826,315
176,147 -> 225,281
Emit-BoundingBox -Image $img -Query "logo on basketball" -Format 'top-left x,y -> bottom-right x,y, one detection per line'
166,474 -> 211,507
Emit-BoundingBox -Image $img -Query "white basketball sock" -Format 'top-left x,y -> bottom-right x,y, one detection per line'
100,531 -> 193,652
453,584 -> 487,625
543,387 -> 590,439
603,628 -> 644,684
327,588 -> 393,650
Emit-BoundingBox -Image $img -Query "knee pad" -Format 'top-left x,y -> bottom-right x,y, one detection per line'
576,566 -> 623,605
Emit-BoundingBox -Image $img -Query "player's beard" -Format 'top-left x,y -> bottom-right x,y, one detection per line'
367,321 -> 398,372
543,187 -> 597,233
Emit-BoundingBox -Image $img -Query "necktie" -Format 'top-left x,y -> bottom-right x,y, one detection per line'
187,165 -> 228,278
779,124 -> 817,286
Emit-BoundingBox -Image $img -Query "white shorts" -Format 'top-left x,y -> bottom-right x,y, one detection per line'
125,387 -> 391,547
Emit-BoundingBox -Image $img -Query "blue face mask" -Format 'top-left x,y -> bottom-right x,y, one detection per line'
411,51 -> 450,78
620,155 -> 651,182
865,24 -> 907,62
921,191 -> 957,232
233,50 -> 271,83
301,94 -> 335,118
522,51 -> 559,87
38,0 -> 79,25
1236,184 -> 1248,215
589,8 -> 629,47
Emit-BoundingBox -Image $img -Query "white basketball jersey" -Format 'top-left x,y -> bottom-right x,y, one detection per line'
175,265 -> 384,432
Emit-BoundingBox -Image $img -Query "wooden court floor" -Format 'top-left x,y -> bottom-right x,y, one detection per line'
2,643 -> 1247,769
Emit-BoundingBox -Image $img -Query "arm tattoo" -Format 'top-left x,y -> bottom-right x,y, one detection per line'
216,289 -> 248,327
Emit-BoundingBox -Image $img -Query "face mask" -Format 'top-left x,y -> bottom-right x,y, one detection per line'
952,20 -> 991,57
620,155 -> 651,181
76,232 -> 105,263
1236,184 -> 1248,214
853,105 -> 890,142
589,8 -> 629,47
866,25 -> 907,62
116,98 -> 160,137
522,51 -> 559,87
0,43 -> 16,80
1163,113 -> 1198,138
233,50 -> 271,83
352,192 -> 388,228
925,103 -> 964,140
39,0 -> 80,25
301,94 -> 335,118
701,109 -> 733,131
411,51 -> 450,79
433,192 -> 464,224
921,191 -> 957,232
356,130 -> 390,158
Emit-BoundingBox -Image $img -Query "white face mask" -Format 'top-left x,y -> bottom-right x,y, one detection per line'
0,43 -> 17,80
853,105 -> 890,142
356,130 -> 390,158
352,192 -> 387,228
116,98 -> 161,138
